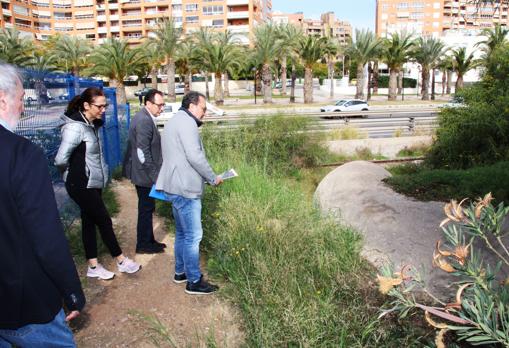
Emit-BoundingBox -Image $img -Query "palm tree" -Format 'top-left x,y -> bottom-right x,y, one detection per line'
346,29 -> 381,99
194,30 -> 242,105
51,35 -> 91,93
298,35 -> 328,104
140,41 -> 163,89
192,28 -> 215,100
381,31 -> 414,101
0,28 -> 34,67
277,23 -> 303,97
176,40 -> 196,94
151,18 -> 182,102
412,37 -> 446,100
86,39 -> 145,104
451,47 -> 477,90
323,37 -> 340,98
476,24 -> 508,60
253,23 -> 281,104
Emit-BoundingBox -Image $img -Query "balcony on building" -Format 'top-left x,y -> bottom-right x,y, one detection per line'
2,9 -> 10,16
226,0 -> 249,5
227,10 -> 248,19
227,24 -> 249,32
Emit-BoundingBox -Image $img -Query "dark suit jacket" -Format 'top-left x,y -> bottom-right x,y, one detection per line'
123,107 -> 162,188
0,125 -> 85,329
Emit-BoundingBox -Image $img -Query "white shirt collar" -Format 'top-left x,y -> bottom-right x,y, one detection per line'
145,106 -> 157,123
0,118 -> 13,132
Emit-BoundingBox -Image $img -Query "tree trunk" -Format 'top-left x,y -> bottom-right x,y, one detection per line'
262,63 -> 272,104
397,70 -> 403,95
114,80 -> 127,105
223,72 -> 230,98
166,58 -> 176,102
431,68 -> 436,100
455,74 -> 464,91
442,70 -> 446,95
281,56 -> 287,96
446,70 -> 453,94
388,68 -> 398,101
328,60 -> 335,98
373,61 -> 379,94
205,71 -> 210,99
188,71 -> 192,92
367,61 -> 372,101
421,66 -> 430,100
303,65 -> 313,104
214,71 -> 223,105
290,63 -> 296,103
355,63 -> 364,99
150,67 -> 158,89
183,72 -> 191,95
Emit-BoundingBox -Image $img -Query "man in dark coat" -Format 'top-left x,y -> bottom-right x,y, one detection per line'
0,63 -> 85,346
123,89 -> 166,254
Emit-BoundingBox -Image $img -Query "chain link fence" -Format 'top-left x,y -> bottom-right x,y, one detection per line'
14,68 -> 130,230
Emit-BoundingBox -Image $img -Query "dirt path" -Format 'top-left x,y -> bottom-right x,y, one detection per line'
72,180 -> 244,347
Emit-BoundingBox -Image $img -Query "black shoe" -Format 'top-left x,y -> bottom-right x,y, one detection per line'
152,241 -> 167,249
185,276 -> 218,295
173,273 -> 187,284
136,244 -> 164,254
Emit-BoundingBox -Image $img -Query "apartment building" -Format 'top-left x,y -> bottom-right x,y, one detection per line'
271,10 -> 303,25
376,0 -> 509,37
272,11 -> 352,45
0,0 -> 272,45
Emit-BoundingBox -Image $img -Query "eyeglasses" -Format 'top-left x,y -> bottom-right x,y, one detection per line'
149,100 -> 165,108
91,103 -> 109,109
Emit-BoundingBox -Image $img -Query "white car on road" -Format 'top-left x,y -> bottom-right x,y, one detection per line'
157,102 -> 225,126
320,99 -> 370,113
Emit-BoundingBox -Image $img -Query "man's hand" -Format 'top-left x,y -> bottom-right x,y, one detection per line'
214,176 -> 224,186
65,310 -> 80,322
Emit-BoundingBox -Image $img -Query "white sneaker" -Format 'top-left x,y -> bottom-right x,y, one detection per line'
117,257 -> 141,274
87,264 -> 115,280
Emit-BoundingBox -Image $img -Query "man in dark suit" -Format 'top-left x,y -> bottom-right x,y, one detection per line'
0,63 -> 85,346
123,89 -> 166,254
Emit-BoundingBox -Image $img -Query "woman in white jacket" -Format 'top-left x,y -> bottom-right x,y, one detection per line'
55,87 -> 140,280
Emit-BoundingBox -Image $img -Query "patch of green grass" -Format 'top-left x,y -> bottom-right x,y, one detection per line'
396,144 -> 430,158
385,161 -> 509,202
197,117 -> 431,346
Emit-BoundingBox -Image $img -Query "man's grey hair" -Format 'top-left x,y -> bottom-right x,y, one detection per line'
0,62 -> 22,97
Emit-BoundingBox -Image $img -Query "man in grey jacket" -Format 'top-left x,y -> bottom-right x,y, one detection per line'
156,91 -> 223,295
124,89 -> 166,254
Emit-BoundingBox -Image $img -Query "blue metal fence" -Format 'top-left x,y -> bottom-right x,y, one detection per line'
14,67 -> 130,229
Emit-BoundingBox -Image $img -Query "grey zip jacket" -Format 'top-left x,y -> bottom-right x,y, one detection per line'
55,112 -> 108,189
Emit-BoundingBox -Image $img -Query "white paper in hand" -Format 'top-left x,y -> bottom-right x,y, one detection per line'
219,168 -> 238,180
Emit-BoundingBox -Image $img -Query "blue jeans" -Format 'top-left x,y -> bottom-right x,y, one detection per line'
168,194 -> 203,283
0,309 -> 76,347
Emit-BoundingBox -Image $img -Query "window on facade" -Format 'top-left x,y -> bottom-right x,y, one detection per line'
185,16 -> 199,23
185,4 -> 198,12
212,19 -> 224,27
203,5 -> 223,15
172,4 -> 181,11
396,2 -> 408,9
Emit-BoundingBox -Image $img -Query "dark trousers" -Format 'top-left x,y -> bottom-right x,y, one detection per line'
66,184 -> 122,260
135,185 -> 156,248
